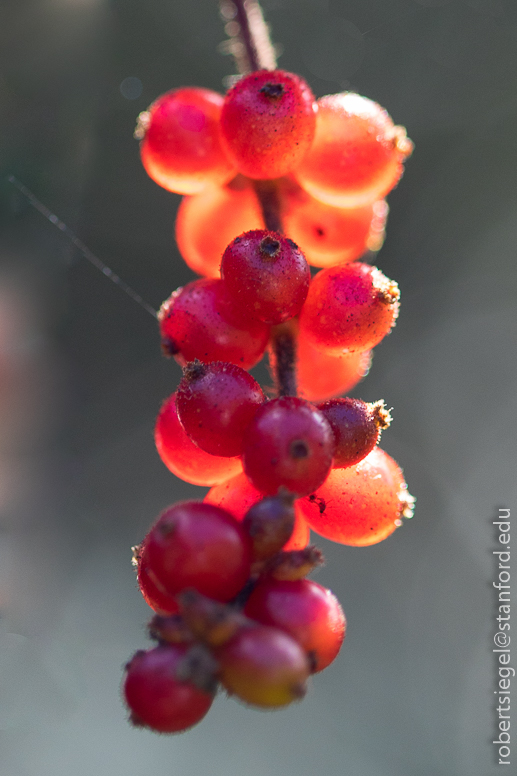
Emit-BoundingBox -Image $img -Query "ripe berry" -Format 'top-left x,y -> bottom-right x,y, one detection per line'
299,262 -> 400,354
216,625 -> 310,707
244,579 -> 346,673
175,176 -> 264,277
205,471 -> 310,552
242,493 -> 296,562
158,278 -> 270,369
242,397 -> 335,497
294,92 -> 413,207
220,230 -> 311,324
135,542 -> 180,616
299,447 -> 415,546
145,501 -> 252,601
176,360 -> 264,457
124,645 -> 214,732
137,87 -> 235,194
155,392 -> 242,486
220,69 -> 316,179
317,398 -> 391,468
296,332 -> 372,402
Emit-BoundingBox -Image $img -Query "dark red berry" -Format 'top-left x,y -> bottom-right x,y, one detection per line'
135,542 -> 180,616
317,398 -> 391,468
242,493 -> 296,561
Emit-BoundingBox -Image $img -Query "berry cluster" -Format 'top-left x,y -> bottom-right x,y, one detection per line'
124,52 -> 415,734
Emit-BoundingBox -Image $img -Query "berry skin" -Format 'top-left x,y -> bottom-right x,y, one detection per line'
216,625 -> 310,708
175,176 -> 264,277
244,579 -> 346,673
280,178 -> 388,268
145,501 -> 252,602
155,392 -> 242,486
242,493 -> 296,562
135,542 -> 180,616
242,397 -> 335,497
220,69 -> 316,179
299,262 -> 400,355
137,87 -> 236,194
296,332 -> 372,402
317,398 -> 391,468
220,230 -> 311,324
294,92 -> 413,208
124,645 -> 214,733
158,278 -> 270,369
205,471 -> 310,552
298,447 -> 414,546
176,360 -> 265,457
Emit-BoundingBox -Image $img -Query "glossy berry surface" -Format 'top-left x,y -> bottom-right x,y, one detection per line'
294,92 -> 412,207
244,578 -> 346,672
221,230 -> 311,324
280,178 -> 386,268
124,645 -> 214,732
295,330 -> 371,402
299,262 -> 400,354
317,398 -> 390,468
175,176 -> 264,277
242,493 -> 296,561
155,392 -> 242,486
243,397 -> 335,497
205,471 -> 309,551
158,278 -> 270,369
299,447 -> 413,546
138,87 -> 235,194
136,543 -> 180,615
220,69 -> 316,179
217,625 -> 310,707
176,361 -> 264,457
145,501 -> 252,601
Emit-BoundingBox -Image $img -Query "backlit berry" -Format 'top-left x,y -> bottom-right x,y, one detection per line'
245,579 -> 346,673
242,397 -> 335,497
220,70 -> 316,179
221,230 -> 310,324
296,333 -> 372,402
299,262 -> 400,354
137,87 -> 236,194
124,645 -> 214,733
176,360 -> 264,457
317,398 -> 391,468
294,92 -> 412,207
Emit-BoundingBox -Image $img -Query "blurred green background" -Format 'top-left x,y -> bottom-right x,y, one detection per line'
1,1 -> 516,774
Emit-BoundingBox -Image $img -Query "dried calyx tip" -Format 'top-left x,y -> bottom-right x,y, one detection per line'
259,235 -> 281,259
183,359 -> 208,382
260,82 -> 284,98
370,400 -> 392,429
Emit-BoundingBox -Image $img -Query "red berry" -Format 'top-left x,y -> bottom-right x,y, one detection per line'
136,542 -> 180,616
205,471 -> 310,552
220,230 -> 311,324
244,578 -> 346,673
175,176 -> 264,277
155,392 -> 242,486
242,493 -> 296,561
299,262 -> 400,354
298,447 -> 415,546
176,360 -> 264,457
137,87 -> 235,194
296,332 -> 372,402
294,92 -> 413,207
124,645 -> 214,732
242,397 -> 335,497
158,278 -> 270,369
216,625 -> 310,707
220,70 -> 316,179
145,501 -> 252,601
317,398 -> 391,468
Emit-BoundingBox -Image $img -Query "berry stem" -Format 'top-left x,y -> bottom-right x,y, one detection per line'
270,321 -> 298,397
252,179 -> 283,233
224,0 -> 277,73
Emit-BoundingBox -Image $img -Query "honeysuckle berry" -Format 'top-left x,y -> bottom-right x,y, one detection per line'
242,492 -> 296,562
317,398 -> 391,469
134,542 -> 180,616
220,69 -> 317,179
295,332 -> 372,402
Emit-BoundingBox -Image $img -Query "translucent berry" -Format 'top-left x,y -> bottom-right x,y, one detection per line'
317,398 -> 391,468
176,360 -> 264,457
124,645 -> 214,732
244,579 -> 346,673
299,447 -> 415,546
145,501 -> 252,601
216,625 -> 310,707
137,87 -> 236,194
205,471 -> 309,551
158,278 -> 270,369
296,332 -> 372,402
243,397 -> 335,497
279,178 -> 387,268
299,262 -> 400,354
220,230 -> 311,324
294,92 -> 413,207
175,176 -> 264,277
135,542 -> 180,616
155,392 -> 242,486
220,69 -> 316,179
242,493 -> 296,562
